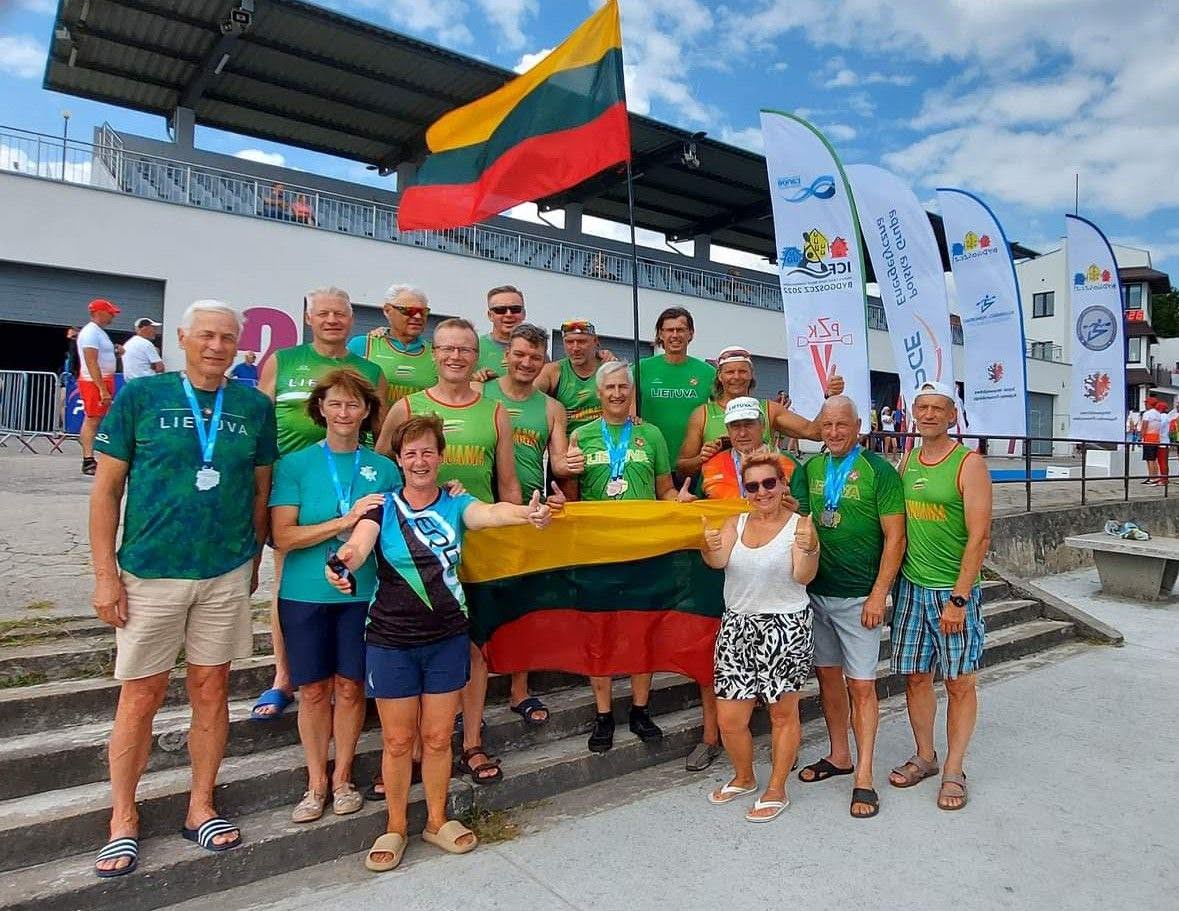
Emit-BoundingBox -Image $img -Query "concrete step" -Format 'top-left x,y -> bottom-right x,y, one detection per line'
978,579 -> 1009,604
0,616 -> 106,646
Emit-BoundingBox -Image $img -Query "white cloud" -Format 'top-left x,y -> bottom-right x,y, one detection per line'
513,47 -> 552,74
0,141 -> 91,183
0,34 -> 46,80
718,126 -> 764,153
18,0 -> 56,13
823,123 -> 857,142
825,68 -> 914,89
234,149 -> 286,167
475,0 -> 538,51
350,0 -> 473,46
616,0 -> 717,124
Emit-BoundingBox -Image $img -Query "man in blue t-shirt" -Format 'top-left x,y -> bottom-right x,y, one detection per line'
229,351 -> 260,387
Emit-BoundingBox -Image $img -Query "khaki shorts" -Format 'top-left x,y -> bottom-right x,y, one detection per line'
115,562 -> 253,680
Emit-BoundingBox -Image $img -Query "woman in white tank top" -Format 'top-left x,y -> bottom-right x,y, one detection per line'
700,452 -> 819,822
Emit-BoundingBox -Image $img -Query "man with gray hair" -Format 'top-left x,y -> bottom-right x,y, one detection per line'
90,300 -> 277,874
791,394 -> 905,819
349,284 -> 437,404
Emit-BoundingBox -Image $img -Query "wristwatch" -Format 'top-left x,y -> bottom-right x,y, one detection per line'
948,594 -> 968,608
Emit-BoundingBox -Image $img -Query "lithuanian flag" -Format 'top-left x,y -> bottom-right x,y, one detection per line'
461,500 -> 748,685
397,1 -> 630,231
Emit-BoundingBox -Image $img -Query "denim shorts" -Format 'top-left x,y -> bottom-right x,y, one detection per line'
365,633 -> 470,699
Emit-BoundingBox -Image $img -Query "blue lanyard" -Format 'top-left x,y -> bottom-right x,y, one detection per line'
824,445 -> 860,510
180,374 -> 224,467
601,418 -> 633,480
323,442 -> 362,517
730,448 -> 742,479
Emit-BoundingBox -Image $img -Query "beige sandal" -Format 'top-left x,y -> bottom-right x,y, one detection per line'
938,773 -> 969,810
291,790 -> 326,823
332,783 -> 363,816
364,832 -> 407,872
421,819 -> 478,855
889,753 -> 939,788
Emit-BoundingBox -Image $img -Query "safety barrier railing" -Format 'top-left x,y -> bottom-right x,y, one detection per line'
0,371 -> 68,452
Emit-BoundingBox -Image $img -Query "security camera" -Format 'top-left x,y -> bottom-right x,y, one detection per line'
220,1 -> 254,34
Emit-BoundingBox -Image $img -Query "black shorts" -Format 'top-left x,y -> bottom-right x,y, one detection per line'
1143,444 -> 1159,461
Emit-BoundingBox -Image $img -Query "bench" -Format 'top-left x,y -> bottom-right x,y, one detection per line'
1064,532 -> 1179,601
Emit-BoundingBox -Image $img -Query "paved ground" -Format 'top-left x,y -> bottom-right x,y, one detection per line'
161,567 -> 1178,911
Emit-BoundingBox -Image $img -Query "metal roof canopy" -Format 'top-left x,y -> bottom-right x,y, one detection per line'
45,0 -> 1040,275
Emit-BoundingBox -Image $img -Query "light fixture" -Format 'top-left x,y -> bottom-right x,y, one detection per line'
214,53 -> 230,75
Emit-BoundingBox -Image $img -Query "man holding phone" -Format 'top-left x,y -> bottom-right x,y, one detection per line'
699,397 -> 799,500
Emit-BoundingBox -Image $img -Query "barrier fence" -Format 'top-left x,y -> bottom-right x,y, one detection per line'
0,371 -> 68,452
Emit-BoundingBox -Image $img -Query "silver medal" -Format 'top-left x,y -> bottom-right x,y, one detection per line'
195,467 -> 221,491
605,477 -> 628,498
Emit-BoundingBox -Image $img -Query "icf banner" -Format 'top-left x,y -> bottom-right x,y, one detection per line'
760,110 -> 871,419
847,164 -> 958,407
935,188 -> 1029,437
1066,214 -> 1126,442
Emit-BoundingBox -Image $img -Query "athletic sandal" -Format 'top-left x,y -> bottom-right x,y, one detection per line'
291,790 -> 326,823
181,816 -> 241,852
685,742 -> 723,772
509,696 -> 550,726
250,687 -> 293,721
850,787 -> 881,819
364,775 -> 385,802
458,746 -> 503,785
94,836 -> 139,878
332,783 -> 363,816
937,773 -> 969,811
745,797 -> 789,823
421,819 -> 478,855
798,758 -> 854,783
364,832 -> 407,872
889,753 -> 939,788
707,779 -> 758,805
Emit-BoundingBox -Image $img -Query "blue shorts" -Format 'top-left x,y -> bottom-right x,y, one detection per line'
277,598 -> 367,687
365,633 -> 470,699
890,577 -> 984,679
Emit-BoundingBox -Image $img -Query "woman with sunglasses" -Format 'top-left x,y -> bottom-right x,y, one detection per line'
474,285 -> 527,380
700,452 -> 819,823
348,284 -> 437,405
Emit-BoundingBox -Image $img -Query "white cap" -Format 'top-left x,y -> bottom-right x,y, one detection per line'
912,380 -> 956,403
724,396 -> 762,424
134,317 -> 161,329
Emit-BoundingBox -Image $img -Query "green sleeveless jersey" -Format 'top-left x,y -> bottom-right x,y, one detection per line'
554,358 -> 602,432
482,381 -> 550,501
476,333 -> 509,377
901,444 -> 972,588
703,399 -> 771,444
405,390 -> 500,503
347,334 -> 436,404
274,344 -> 382,456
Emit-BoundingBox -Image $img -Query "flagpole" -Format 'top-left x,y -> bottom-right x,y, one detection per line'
625,160 -> 642,412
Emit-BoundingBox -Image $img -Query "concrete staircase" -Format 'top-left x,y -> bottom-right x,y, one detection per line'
0,580 -> 1081,911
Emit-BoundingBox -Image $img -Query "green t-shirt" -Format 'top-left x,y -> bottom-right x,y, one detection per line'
901,444 -> 973,589
638,355 -> 715,464
95,373 -> 278,580
792,448 -> 904,597
405,390 -> 502,503
554,358 -> 602,432
482,381 -> 550,501
703,399 -> 771,445
275,344 -> 383,456
576,419 -> 671,501
475,333 -> 509,377
269,443 -> 401,603
347,334 -> 437,404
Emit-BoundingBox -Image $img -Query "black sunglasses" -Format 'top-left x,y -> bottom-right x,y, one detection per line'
743,477 -> 779,494
490,305 -> 524,315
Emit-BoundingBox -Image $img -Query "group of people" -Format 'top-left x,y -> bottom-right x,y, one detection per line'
1127,400 -> 1178,485
86,282 -> 992,878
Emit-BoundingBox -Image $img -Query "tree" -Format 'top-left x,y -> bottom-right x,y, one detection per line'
1151,289 -> 1179,338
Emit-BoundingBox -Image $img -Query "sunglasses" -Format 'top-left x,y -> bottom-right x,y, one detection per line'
561,320 -> 596,335
391,305 -> 429,317
490,305 -> 524,315
743,477 -> 779,494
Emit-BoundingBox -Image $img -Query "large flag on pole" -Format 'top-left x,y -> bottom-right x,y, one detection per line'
936,188 -> 1029,437
1066,214 -> 1127,442
760,111 -> 871,418
847,164 -> 958,406
397,1 -> 630,231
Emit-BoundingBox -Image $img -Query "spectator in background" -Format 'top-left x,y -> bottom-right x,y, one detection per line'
230,351 -> 260,387
291,195 -> 315,226
78,298 -> 121,476
121,319 -> 164,381
1126,407 -> 1141,448
880,405 -> 896,455
262,183 -> 288,220
1141,398 -> 1164,485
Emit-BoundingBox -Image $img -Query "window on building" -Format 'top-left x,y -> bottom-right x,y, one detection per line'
1128,337 -> 1143,363
1122,283 -> 1143,311
1032,291 -> 1054,317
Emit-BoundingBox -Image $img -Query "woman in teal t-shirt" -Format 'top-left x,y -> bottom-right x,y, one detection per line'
270,369 -> 401,824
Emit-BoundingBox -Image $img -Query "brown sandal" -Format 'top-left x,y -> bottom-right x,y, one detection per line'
889,753 -> 939,788
937,773 -> 969,810
458,746 -> 502,785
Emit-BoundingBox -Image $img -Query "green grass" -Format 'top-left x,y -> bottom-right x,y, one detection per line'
458,806 -> 521,844
23,600 -> 56,611
0,615 -> 80,647
0,671 -> 50,689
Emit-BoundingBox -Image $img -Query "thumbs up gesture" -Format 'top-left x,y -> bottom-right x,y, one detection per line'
701,516 -> 722,552
825,365 -> 845,398
794,513 -> 817,553
547,481 -> 567,514
565,430 -> 585,475
676,476 -> 697,503
526,489 -> 552,528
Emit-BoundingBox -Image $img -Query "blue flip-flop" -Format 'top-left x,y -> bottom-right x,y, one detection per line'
509,696 -> 550,727
181,817 -> 241,852
95,836 -> 139,878
250,687 -> 293,721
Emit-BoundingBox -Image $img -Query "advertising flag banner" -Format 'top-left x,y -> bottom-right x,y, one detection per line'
936,188 -> 1029,437
1065,214 -> 1126,442
848,164 -> 958,406
760,110 -> 871,418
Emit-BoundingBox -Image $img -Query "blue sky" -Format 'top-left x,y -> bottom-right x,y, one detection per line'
2,0 -> 1176,278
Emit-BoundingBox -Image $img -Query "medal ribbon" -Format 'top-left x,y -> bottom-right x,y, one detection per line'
601,418 -> 633,481
323,442 -> 363,517
823,444 -> 860,512
181,374 -> 224,468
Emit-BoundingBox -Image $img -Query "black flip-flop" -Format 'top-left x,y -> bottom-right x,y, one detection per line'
509,696 -> 550,726
181,817 -> 241,852
798,758 -> 854,783
94,836 -> 139,878
850,787 -> 880,818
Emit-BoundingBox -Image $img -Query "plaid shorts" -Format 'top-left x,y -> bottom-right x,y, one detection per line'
890,576 -> 984,679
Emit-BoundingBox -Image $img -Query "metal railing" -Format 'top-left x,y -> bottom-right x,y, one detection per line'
1026,340 -> 1063,362
0,371 -> 66,452
866,304 -> 965,345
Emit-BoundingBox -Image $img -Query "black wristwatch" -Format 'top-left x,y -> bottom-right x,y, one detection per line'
948,594 -> 968,608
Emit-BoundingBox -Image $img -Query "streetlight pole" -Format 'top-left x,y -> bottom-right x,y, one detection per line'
61,110 -> 71,181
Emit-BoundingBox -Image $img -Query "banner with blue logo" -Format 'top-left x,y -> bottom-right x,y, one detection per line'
760,110 -> 871,419
936,189 -> 1029,437
848,164 -> 959,413
1066,214 -> 1126,442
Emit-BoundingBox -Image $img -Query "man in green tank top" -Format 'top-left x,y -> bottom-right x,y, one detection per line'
534,319 -> 615,434
473,284 -> 527,381
346,284 -> 436,405
887,380 -> 992,812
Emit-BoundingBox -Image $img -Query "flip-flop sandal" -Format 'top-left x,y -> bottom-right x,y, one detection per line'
421,819 -> 478,855
937,773 -> 969,811
458,746 -> 502,785
798,758 -> 854,783
850,787 -> 881,819
94,836 -> 139,878
365,832 -> 407,872
889,753 -> 939,788
707,779 -> 759,805
250,688 -> 293,721
509,696 -> 550,726
181,816 -> 241,852
745,798 -> 789,823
